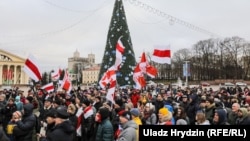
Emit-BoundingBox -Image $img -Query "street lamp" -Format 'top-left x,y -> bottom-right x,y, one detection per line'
77,63 -> 82,85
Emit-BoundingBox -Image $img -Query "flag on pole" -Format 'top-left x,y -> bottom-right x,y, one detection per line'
151,45 -> 171,64
133,52 -> 157,89
99,37 -> 125,104
51,68 -> 62,81
105,72 -> 117,104
41,82 -> 54,93
61,69 -> 72,93
23,54 -> 42,82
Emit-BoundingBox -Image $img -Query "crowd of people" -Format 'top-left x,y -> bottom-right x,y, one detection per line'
0,83 -> 250,141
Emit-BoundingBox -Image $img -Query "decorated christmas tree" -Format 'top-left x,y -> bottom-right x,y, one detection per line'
98,0 -> 136,87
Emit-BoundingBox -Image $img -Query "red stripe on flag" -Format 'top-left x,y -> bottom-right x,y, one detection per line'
76,113 -> 83,129
45,85 -> 54,91
140,52 -> 147,62
153,49 -> 171,58
25,59 -> 42,80
116,40 -> 125,54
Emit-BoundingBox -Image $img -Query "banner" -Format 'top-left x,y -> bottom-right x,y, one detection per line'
183,63 -> 190,77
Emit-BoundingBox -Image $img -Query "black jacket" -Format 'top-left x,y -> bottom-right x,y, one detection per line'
40,120 -> 75,141
13,103 -> 36,141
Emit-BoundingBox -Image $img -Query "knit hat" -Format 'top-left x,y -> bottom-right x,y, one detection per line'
55,106 -> 69,119
13,111 -> 22,118
159,107 -> 169,116
130,108 -> 140,117
118,110 -> 131,120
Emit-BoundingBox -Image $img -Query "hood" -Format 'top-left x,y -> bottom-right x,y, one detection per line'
190,94 -> 199,104
239,108 -> 248,118
122,120 -> 138,130
15,96 -> 20,102
216,109 -> 227,124
23,103 -> 34,116
56,120 -> 75,134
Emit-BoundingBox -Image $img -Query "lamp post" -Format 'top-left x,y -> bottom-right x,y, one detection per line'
77,63 -> 81,86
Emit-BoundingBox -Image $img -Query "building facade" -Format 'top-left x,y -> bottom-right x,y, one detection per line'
82,65 -> 100,84
0,49 -> 29,86
68,50 -> 95,82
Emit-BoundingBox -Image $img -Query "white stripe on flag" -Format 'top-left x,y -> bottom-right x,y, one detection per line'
151,45 -> 171,64
84,108 -> 94,119
23,54 -> 42,82
41,82 -> 54,93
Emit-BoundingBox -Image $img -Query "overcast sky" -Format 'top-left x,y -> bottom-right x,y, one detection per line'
1,0 -> 250,72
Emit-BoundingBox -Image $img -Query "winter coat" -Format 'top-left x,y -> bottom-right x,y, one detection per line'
236,108 -> 250,125
117,120 -> 138,141
96,119 -> 114,141
0,127 -> 10,141
40,120 -> 75,141
13,103 -> 36,141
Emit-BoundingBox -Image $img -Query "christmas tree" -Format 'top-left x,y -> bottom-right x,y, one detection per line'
98,0 -> 136,87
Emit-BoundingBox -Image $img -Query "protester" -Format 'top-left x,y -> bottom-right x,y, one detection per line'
117,111 -> 137,141
39,106 -> 75,141
95,107 -> 113,141
12,103 -> 36,141
212,109 -> 230,125
158,107 -> 172,125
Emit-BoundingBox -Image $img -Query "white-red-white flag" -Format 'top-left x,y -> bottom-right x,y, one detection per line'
99,66 -> 116,89
151,45 -> 171,64
99,37 -> 124,89
41,82 -> 54,93
99,37 -> 125,104
61,69 -> 72,93
133,65 -> 145,90
51,68 -> 62,81
76,108 -> 83,136
106,73 -> 116,104
133,52 -> 157,89
114,39 -> 125,70
84,106 -> 94,119
23,54 -> 42,82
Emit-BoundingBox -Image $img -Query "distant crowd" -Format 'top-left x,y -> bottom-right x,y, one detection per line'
0,83 -> 250,141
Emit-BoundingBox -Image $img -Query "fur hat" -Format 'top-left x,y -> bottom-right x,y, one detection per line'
67,104 -> 76,115
68,103 -> 76,114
